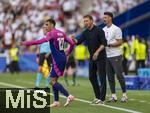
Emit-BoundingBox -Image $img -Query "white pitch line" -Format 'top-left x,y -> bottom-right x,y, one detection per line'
15,80 -> 150,105
0,82 -> 25,88
0,81 -> 142,113
129,99 -> 136,101
139,101 -> 146,103
52,94 -> 142,113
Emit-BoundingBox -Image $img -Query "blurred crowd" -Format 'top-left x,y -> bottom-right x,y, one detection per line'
0,0 -> 144,52
0,0 -> 83,52
88,0 -> 144,24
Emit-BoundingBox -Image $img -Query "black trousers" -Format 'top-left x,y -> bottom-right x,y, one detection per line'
10,61 -> 20,73
89,59 -> 106,101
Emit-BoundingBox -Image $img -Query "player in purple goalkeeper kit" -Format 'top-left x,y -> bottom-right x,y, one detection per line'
21,19 -> 75,108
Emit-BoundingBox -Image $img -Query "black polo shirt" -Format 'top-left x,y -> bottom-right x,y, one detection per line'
77,25 -> 107,61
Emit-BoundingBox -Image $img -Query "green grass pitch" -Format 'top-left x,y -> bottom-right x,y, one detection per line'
0,72 -> 150,113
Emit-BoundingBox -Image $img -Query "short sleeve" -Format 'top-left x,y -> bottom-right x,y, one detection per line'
115,28 -> 122,39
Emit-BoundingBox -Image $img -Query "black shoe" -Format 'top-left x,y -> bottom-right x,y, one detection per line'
90,99 -> 99,104
91,99 -> 105,105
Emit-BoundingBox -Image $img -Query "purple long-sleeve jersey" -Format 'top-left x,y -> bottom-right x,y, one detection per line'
24,28 -> 74,55
23,28 -> 75,77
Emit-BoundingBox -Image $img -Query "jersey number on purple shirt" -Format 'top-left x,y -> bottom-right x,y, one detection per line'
57,38 -> 64,50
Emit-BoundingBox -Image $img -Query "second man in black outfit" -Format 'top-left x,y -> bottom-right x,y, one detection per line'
71,15 -> 107,104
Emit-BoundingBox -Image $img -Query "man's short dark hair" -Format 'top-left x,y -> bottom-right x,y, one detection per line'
46,18 -> 56,26
104,12 -> 113,19
83,15 -> 93,20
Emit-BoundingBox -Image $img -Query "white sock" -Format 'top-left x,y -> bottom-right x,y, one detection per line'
112,94 -> 117,99
123,93 -> 127,97
54,101 -> 59,104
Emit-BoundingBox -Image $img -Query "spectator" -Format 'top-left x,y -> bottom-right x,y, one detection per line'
121,39 -> 130,75
9,43 -> 20,74
3,28 -> 13,49
136,38 -> 147,71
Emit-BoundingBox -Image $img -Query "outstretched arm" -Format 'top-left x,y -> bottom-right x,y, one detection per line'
21,32 -> 52,46
70,33 -> 86,45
